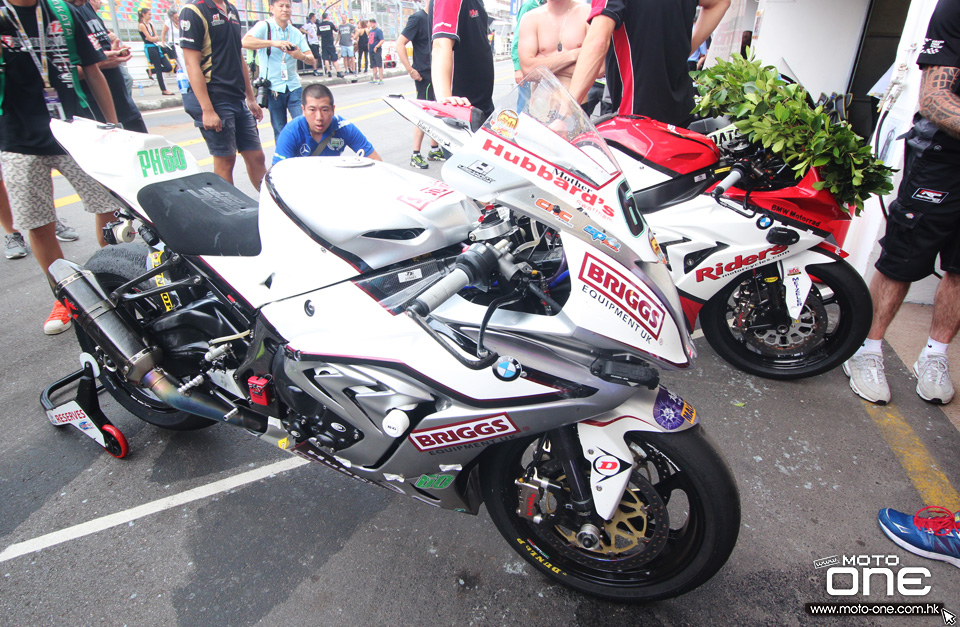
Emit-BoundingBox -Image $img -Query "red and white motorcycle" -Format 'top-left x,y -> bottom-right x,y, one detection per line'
598,117 -> 872,379
47,69 -> 739,602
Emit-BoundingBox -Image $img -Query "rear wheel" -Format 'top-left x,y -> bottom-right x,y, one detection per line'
76,244 -> 214,431
481,426 -> 740,602
699,260 -> 871,380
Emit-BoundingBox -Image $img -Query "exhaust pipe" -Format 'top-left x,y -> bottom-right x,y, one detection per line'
50,259 -> 161,384
49,259 -> 265,432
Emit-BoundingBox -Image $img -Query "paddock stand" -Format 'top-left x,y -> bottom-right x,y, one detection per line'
40,353 -> 129,458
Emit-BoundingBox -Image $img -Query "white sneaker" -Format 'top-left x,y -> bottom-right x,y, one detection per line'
4,232 -> 27,259
913,354 -> 955,405
842,352 -> 891,405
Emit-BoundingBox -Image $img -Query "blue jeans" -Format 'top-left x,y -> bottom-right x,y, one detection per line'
268,87 -> 303,140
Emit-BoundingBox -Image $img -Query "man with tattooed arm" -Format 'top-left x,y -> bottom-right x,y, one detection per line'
843,0 -> 960,408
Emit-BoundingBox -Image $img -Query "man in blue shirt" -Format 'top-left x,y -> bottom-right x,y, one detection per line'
242,0 -> 314,139
273,84 -> 382,164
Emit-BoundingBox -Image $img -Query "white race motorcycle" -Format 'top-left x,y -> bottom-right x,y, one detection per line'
48,69 -> 739,602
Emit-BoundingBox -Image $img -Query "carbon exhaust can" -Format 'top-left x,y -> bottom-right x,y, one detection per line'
49,259 -> 161,385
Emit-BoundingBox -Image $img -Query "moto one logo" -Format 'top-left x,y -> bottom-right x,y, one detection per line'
825,555 -> 931,597
409,415 -> 518,451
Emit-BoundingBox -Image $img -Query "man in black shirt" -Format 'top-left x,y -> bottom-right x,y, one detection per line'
844,0 -> 960,407
71,0 -> 147,132
398,3 -> 441,168
430,0 -> 494,120
180,0 -> 266,190
568,0 -> 729,127
317,11 -> 341,78
0,0 -> 121,334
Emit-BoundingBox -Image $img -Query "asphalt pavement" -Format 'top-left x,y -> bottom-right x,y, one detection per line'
1,60 -> 959,626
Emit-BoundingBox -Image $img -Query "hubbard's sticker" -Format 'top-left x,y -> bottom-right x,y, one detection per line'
653,387 -> 696,430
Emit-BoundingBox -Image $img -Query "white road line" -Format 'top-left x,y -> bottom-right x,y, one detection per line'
0,456 -> 309,564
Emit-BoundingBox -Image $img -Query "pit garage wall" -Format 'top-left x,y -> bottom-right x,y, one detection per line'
751,0 -> 871,100
840,0 -> 939,304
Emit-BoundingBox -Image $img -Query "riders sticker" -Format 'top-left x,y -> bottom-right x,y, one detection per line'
694,244 -> 788,282
653,387 -> 696,430
491,109 -> 519,140
912,188 -> 948,204
480,134 -> 618,221
457,160 -> 495,183
409,414 -> 519,452
578,253 -> 665,339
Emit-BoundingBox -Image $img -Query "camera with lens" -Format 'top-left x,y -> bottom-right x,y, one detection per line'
253,77 -> 271,108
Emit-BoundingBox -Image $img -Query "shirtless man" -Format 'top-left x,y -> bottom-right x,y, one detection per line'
517,0 -> 591,89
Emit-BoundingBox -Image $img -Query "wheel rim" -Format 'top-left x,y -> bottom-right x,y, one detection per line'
505,435 -> 711,589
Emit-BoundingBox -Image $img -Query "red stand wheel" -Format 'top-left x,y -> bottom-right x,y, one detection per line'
102,424 -> 129,459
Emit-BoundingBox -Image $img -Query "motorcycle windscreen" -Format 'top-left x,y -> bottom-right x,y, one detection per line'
50,118 -> 202,215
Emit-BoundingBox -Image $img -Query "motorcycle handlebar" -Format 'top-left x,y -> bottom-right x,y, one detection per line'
408,268 -> 471,316
711,168 -> 744,199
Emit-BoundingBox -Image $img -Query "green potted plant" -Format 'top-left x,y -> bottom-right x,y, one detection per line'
693,52 -> 895,215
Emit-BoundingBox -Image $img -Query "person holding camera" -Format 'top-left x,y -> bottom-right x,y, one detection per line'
242,0 -> 314,139
181,0 -> 266,190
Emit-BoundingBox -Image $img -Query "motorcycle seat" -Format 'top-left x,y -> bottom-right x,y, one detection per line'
137,173 -> 262,256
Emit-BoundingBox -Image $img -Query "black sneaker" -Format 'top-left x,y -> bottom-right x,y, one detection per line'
410,153 -> 428,169
327,71 -> 332,78
427,148 -> 446,162
337,72 -> 344,78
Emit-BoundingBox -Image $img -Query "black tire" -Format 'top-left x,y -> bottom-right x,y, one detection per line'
76,243 -> 214,431
481,425 -> 740,602
699,259 -> 871,380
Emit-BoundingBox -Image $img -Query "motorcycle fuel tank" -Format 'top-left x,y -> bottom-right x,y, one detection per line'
267,156 -> 481,272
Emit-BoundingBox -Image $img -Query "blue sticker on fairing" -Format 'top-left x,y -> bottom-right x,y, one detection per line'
653,387 -> 696,430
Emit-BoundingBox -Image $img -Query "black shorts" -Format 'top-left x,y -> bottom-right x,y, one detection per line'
321,45 -> 338,62
876,141 -> 960,282
370,49 -> 383,68
309,43 -> 320,62
415,72 -> 433,100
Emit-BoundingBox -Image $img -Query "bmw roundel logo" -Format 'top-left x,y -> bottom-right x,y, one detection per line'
493,357 -> 523,381
757,215 -> 773,229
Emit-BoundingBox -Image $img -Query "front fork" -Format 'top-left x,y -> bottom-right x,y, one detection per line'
537,386 -> 699,524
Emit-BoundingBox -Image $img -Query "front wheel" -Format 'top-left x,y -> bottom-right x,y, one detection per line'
481,426 -> 740,602
699,260 -> 871,380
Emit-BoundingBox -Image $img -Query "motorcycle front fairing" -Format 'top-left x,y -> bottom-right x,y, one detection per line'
441,69 -> 696,369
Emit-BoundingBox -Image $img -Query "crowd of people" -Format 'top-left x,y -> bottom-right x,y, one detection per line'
3,0 -> 960,570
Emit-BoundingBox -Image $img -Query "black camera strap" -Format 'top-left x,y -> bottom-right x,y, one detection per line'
310,133 -> 333,156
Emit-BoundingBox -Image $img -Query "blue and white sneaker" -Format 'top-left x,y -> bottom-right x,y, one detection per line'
878,506 -> 960,568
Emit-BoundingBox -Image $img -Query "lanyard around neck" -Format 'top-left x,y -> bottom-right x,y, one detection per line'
2,0 -> 51,88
